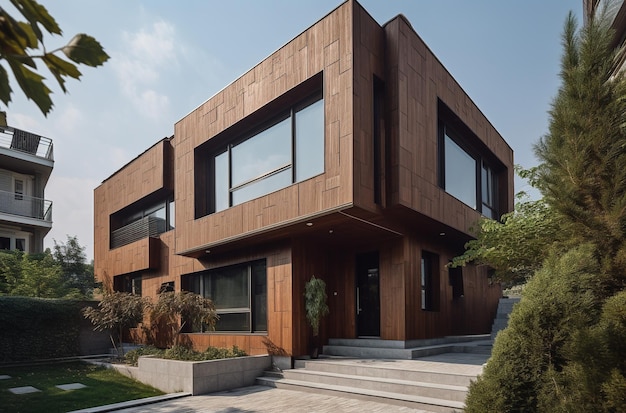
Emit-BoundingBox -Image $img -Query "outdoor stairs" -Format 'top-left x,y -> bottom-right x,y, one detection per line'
490,297 -> 521,340
256,336 -> 491,412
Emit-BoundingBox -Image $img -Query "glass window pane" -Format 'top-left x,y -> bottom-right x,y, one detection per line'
210,265 -> 249,309
295,99 -> 324,181
232,168 -> 292,205
252,261 -> 267,332
444,135 -> 477,208
168,201 -> 175,230
231,118 -> 291,187
215,312 -> 250,332
15,238 -> 25,251
214,151 -> 229,212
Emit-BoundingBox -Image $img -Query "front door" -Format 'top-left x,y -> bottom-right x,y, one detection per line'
356,251 -> 380,337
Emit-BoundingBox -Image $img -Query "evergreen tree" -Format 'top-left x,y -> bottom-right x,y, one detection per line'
535,11 -> 626,295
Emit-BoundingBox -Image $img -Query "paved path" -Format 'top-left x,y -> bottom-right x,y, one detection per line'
113,385 -> 435,413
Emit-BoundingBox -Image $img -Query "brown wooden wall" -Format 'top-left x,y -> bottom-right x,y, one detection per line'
94,139 -> 172,289
384,15 -> 515,235
173,1 -> 357,256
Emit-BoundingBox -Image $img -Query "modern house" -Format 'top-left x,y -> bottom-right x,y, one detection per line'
0,125 -> 54,253
94,0 -> 513,358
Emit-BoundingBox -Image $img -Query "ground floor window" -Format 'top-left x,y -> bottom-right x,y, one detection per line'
113,273 -> 142,296
182,259 -> 267,333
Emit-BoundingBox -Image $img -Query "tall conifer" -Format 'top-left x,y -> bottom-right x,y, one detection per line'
535,11 -> 626,294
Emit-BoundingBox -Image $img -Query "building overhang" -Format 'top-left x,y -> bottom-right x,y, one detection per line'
0,212 -> 52,234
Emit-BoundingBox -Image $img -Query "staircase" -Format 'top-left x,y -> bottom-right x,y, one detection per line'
257,354 -> 485,412
490,297 -> 520,340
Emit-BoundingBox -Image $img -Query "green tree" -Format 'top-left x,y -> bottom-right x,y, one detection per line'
450,186 -> 571,284
148,291 -> 217,347
535,10 -> 626,296
53,235 -> 94,298
82,292 -> 148,357
10,250 -> 65,298
0,0 -> 109,115
466,10 -> 626,411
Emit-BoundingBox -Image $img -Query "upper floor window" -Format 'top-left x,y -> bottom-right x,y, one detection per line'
210,96 -> 324,213
438,103 -> 503,219
110,196 -> 175,249
14,179 -> 24,201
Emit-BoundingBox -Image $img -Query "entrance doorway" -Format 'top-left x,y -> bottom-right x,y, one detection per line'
356,251 -> 380,337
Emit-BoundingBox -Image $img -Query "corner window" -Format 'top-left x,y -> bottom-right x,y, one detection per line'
182,260 -> 267,333
209,96 -> 323,213
438,105 -> 501,218
421,251 -> 440,311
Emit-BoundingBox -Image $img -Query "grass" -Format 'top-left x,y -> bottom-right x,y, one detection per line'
0,361 -> 164,413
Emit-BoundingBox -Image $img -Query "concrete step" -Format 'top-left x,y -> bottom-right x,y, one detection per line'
295,359 -> 474,386
256,375 -> 464,413
323,336 -> 491,359
281,368 -> 468,401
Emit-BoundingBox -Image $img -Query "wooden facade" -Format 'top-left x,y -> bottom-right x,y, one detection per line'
94,0 -> 512,358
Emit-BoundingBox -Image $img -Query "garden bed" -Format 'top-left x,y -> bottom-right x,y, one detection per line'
110,354 -> 271,395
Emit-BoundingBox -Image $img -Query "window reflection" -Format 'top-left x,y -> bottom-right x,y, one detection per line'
444,134 -> 477,209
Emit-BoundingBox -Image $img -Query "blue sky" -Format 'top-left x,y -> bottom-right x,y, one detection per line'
3,0 -> 581,259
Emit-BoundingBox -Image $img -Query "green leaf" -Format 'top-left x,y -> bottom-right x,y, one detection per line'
10,0 -> 62,41
0,65 -> 13,105
7,59 -> 52,115
42,53 -> 82,93
62,34 -> 110,67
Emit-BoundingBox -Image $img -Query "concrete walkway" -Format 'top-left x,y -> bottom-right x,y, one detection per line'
106,353 -> 488,412
112,385 -> 435,413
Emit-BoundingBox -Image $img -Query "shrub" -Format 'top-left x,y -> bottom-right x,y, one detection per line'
0,296 -> 84,361
465,245 -> 603,412
123,345 -> 247,366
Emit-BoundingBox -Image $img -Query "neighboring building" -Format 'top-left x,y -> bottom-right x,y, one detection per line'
94,0 -> 513,358
584,0 -> 626,73
0,125 -> 53,253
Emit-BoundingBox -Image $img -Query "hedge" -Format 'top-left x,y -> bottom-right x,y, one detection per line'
0,296 -> 89,362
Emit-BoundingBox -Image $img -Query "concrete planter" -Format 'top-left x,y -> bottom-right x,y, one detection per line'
112,354 -> 271,395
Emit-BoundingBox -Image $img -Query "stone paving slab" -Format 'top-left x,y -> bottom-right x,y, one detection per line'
9,385 -> 41,394
112,385 -> 436,413
56,383 -> 87,391
0,375 -> 11,380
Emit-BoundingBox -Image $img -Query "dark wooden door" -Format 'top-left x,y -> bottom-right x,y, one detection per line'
356,251 -> 380,337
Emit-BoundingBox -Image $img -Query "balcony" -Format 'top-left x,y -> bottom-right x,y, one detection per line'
111,216 -> 168,249
0,189 -> 52,227
0,126 -> 54,184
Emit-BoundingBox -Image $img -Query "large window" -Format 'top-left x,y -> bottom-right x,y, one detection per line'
439,121 -> 500,219
209,96 -> 324,213
183,260 -> 267,333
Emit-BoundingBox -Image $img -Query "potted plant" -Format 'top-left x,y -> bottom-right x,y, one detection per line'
304,275 -> 329,358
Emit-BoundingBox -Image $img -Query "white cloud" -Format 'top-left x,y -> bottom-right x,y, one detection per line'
111,19 -> 178,120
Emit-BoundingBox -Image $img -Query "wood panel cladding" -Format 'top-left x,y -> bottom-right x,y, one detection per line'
94,139 -> 173,286
383,15 -> 514,235
174,1 -> 355,255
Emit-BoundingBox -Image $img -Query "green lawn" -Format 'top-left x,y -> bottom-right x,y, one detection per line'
0,361 -> 164,413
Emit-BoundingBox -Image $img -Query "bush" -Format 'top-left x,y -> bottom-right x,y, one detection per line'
465,245 -> 603,412
124,345 -> 247,366
0,296 -> 85,361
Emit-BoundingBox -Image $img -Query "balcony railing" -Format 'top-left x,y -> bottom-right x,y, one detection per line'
0,126 -> 54,161
0,189 -> 52,222
111,216 -> 167,249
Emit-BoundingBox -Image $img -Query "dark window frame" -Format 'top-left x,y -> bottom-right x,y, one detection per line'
182,259 -> 267,334
438,102 -> 502,219
208,94 -> 323,214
